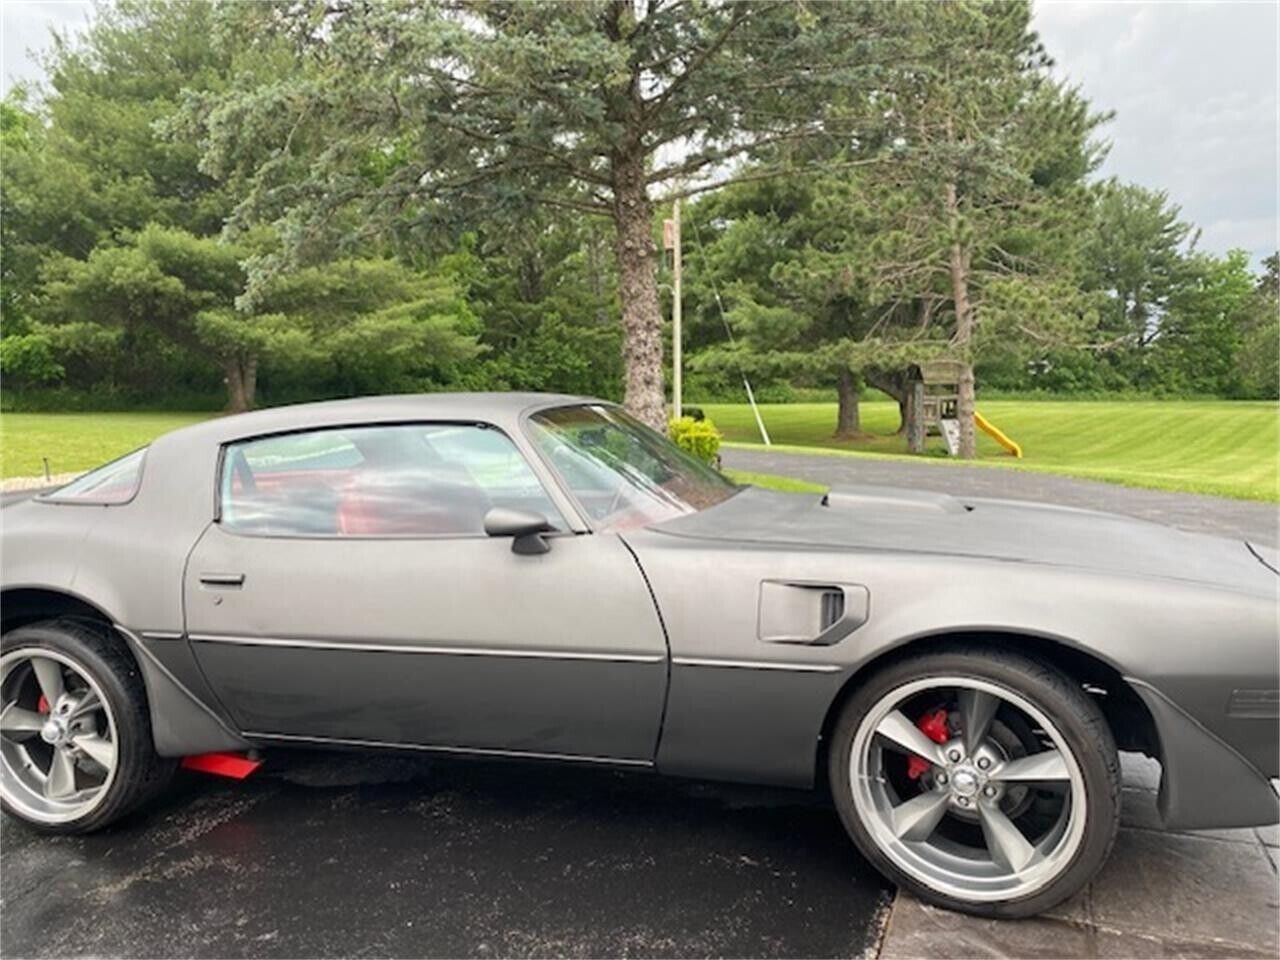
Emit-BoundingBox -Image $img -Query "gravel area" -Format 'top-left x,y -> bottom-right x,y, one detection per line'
0,473 -> 79,493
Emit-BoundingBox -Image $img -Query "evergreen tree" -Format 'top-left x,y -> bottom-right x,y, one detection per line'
189,0 -> 893,428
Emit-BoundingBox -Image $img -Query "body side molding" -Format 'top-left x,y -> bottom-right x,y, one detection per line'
189,632 -> 665,664
671,656 -> 842,673
245,731 -> 655,767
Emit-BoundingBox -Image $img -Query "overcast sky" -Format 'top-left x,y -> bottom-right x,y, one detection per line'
3,0 -> 1277,265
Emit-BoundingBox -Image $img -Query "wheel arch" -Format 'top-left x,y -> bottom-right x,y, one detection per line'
814,629 -> 1160,792
1,585 -> 248,758
2,586 -> 122,636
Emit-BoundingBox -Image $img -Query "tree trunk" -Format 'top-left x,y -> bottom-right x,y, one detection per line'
834,368 -> 863,438
225,360 -> 248,414
243,356 -> 258,411
900,383 -> 918,439
956,363 -> 976,458
946,181 -> 977,459
866,368 -> 912,435
587,224 -> 608,325
610,153 -> 666,431
223,355 -> 257,414
906,380 -> 926,454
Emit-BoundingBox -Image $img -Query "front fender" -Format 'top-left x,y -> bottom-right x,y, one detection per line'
625,530 -> 1278,797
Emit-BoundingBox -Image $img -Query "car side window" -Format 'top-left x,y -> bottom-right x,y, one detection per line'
40,447 -> 147,505
219,423 -> 564,538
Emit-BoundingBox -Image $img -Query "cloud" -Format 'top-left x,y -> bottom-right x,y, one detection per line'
1034,0 -> 1278,266
2,0 -> 92,96
4,1 -> 1276,267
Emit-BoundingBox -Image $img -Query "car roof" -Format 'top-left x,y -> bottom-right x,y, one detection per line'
150,392 -> 604,454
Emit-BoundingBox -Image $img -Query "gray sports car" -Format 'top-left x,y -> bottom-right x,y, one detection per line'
2,393 -> 1276,917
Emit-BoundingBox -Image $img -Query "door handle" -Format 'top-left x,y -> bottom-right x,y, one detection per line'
199,572 -> 245,587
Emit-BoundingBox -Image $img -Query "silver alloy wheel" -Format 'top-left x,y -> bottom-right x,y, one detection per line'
0,648 -> 119,824
850,676 -> 1087,903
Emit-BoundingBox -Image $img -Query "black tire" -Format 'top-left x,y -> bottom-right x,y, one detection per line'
0,618 -> 175,833
828,644 -> 1120,918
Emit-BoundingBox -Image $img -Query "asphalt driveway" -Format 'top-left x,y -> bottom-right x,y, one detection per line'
0,753 -> 892,959
723,446 -> 1279,545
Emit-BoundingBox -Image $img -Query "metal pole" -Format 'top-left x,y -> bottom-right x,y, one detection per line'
743,378 -> 771,446
672,198 -> 682,420
684,210 -> 770,447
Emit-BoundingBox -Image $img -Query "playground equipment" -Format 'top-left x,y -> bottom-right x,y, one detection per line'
906,360 -> 1022,458
975,410 -> 1023,458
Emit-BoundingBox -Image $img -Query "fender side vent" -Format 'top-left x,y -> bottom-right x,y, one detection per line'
758,581 -> 869,645
820,590 -> 845,631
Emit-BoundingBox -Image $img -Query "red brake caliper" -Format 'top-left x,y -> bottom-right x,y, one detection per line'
907,708 -> 950,780
36,694 -> 50,714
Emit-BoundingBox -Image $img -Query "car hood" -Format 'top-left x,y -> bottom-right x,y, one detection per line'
651,485 -> 1272,594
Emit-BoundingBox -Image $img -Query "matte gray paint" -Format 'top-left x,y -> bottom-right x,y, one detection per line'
626,487 -> 1277,825
660,485 -> 1274,595
1,392 -> 1276,830
183,521 -> 667,759
116,626 -> 251,756
1130,679 -> 1279,828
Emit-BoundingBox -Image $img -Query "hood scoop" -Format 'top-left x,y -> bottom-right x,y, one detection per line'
822,486 -> 973,515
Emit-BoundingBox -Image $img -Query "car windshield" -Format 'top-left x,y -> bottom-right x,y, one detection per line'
527,404 -> 739,531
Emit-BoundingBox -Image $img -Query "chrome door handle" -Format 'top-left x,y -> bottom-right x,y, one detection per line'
199,572 -> 245,587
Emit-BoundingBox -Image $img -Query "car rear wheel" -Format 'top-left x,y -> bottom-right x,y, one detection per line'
0,619 -> 174,833
829,646 -> 1120,918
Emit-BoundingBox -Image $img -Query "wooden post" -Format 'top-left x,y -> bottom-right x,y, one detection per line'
907,381 -> 925,454
671,198 -> 682,420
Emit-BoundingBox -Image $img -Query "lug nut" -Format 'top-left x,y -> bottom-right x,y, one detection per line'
983,785 -> 997,798
957,796 -> 970,806
977,757 -> 991,770
936,773 -> 948,785
948,749 -> 962,762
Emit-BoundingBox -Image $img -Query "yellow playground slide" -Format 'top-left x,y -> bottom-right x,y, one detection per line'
974,411 -> 1023,458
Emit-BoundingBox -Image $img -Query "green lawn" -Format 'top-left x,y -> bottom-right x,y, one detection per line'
721,468 -> 827,493
2,402 -> 1276,502
703,400 -> 1280,502
0,412 -> 212,479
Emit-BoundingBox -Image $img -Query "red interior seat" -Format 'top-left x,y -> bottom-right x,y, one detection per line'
335,469 -> 489,536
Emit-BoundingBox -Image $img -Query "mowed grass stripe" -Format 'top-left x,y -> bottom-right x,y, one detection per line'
702,400 -> 1278,502
1,402 -> 1275,501
0,412 -> 212,479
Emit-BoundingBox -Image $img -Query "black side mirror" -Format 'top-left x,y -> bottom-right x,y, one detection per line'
483,507 -> 555,555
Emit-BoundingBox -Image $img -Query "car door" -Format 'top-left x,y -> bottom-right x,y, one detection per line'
184,421 -> 668,764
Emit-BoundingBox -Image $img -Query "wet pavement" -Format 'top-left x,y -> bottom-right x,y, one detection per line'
0,751 -> 893,958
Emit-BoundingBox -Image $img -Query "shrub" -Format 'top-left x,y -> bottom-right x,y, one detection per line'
0,333 -> 64,387
669,415 -> 722,465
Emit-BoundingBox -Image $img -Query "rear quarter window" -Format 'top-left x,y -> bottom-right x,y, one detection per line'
39,448 -> 147,505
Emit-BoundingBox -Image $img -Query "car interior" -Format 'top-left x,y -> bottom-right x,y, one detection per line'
220,426 -> 558,538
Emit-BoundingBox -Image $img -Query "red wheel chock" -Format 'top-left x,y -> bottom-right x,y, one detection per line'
181,752 -> 262,779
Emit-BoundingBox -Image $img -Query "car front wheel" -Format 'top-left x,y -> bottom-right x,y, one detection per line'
829,645 -> 1120,918
0,619 -> 173,833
